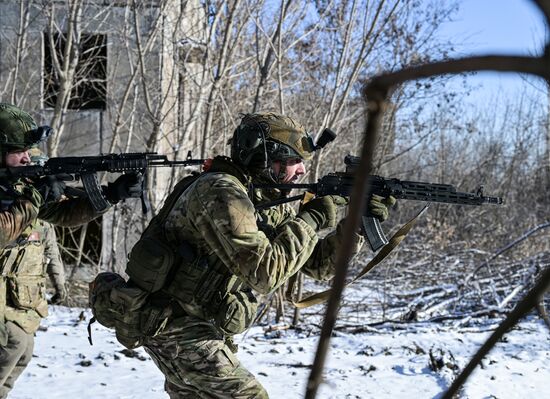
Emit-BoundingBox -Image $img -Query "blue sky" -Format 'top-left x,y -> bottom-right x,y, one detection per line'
438,0 -> 548,105
443,0 -> 546,55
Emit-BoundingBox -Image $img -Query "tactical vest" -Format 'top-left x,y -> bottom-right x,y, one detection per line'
126,158 -> 258,336
0,185 -> 48,334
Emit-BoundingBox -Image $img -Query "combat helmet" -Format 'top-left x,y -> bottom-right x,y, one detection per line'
0,103 -> 52,155
28,147 -> 49,166
230,112 -> 315,170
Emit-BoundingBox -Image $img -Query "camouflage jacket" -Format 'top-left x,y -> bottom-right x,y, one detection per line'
0,178 -> 104,333
160,157 -> 364,334
0,179 -> 102,248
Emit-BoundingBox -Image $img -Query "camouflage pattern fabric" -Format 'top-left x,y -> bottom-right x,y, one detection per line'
234,113 -> 315,161
38,194 -> 106,227
0,182 -> 41,248
302,217 -> 364,281
0,179 -> 101,249
165,169 -> 318,295
0,321 -> 34,399
144,314 -> 268,399
0,103 -> 38,154
0,176 -> 105,397
144,157 -> 364,397
43,221 -> 66,295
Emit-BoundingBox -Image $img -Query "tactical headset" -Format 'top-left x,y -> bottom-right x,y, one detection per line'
231,120 -> 271,168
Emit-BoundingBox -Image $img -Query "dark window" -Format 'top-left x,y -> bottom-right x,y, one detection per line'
43,32 -> 107,110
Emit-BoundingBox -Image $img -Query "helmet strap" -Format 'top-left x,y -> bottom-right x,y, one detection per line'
276,159 -> 288,183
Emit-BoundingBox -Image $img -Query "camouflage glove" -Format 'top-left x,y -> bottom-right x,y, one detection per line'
297,195 -> 348,231
104,172 -> 143,204
368,194 -> 396,222
49,283 -> 68,305
32,175 -> 67,204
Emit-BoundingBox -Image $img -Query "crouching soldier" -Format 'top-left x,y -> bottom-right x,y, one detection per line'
105,112 -> 394,398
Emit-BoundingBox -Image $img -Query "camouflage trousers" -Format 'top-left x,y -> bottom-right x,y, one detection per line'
0,321 -> 34,399
144,315 -> 268,399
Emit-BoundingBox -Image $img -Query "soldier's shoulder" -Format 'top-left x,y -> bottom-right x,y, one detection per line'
194,171 -> 247,191
181,172 -> 251,216
183,172 -> 250,212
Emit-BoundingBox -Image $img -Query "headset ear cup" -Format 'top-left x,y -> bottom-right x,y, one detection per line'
237,128 -> 264,166
240,130 -> 262,151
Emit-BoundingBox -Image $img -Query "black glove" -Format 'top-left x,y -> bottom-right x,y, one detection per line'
104,172 -> 144,204
297,195 -> 348,231
49,284 -> 68,305
368,194 -> 396,222
32,175 -> 67,204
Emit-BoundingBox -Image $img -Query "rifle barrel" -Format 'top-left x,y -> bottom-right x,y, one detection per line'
148,159 -> 205,166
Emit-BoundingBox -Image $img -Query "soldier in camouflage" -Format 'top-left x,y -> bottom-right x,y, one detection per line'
132,113 -> 394,398
0,103 -> 142,398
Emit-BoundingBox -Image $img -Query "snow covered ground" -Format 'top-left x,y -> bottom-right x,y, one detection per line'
10,306 -> 549,399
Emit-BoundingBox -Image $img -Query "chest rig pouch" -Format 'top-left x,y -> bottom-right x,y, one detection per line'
162,252 -> 258,335
0,217 -> 49,333
126,174 -> 199,292
88,272 -> 172,349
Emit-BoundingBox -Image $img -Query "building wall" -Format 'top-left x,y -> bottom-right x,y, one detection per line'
0,0 -> 205,273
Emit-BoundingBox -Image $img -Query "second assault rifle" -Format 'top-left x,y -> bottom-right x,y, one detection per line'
0,152 -> 204,212
256,155 -> 504,251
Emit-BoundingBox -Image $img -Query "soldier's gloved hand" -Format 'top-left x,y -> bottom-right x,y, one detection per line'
49,283 -> 68,305
368,194 -> 396,222
104,172 -> 143,204
32,175 -> 67,204
297,195 -> 348,231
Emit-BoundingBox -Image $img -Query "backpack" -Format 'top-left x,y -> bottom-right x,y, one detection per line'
88,272 -> 171,349
125,174 -> 200,293
87,174 -> 201,349
125,163 -> 261,336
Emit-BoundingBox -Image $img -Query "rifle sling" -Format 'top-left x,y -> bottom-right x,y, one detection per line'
293,205 -> 429,309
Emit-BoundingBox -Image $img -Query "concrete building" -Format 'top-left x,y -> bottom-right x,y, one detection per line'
0,0 -> 206,275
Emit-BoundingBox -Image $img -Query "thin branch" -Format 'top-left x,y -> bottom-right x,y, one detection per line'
307,42 -> 550,398
467,221 -> 550,281
442,266 -> 550,399
305,72 -> 385,399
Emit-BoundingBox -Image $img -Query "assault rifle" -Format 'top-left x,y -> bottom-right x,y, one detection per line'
255,154 -> 504,251
0,152 -> 204,212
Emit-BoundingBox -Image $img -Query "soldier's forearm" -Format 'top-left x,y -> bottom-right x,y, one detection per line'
0,199 -> 39,248
38,197 -> 106,227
